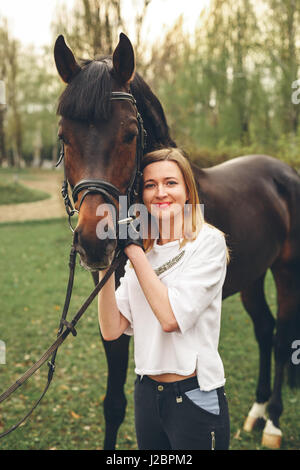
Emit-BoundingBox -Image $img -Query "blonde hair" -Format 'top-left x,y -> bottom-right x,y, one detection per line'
139,148 -> 230,262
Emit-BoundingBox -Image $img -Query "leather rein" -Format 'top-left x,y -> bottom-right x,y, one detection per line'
0,91 -> 145,439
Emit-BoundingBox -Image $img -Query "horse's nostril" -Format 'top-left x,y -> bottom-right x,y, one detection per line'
98,224 -> 116,241
73,223 -> 116,267
73,228 -> 86,257
105,240 -> 117,256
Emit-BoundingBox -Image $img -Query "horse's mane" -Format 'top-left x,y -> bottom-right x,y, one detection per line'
57,56 -> 176,152
130,73 -> 176,152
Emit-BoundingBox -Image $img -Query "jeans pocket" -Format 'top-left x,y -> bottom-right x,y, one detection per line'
184,388 -> 220,415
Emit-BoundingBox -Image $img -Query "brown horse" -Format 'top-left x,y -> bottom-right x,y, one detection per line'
54,33 -> 300,450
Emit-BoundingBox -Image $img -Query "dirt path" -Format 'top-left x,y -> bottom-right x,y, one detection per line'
0,173 -> 66,223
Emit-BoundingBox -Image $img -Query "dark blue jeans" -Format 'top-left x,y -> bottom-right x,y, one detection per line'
134,375 -> 230,450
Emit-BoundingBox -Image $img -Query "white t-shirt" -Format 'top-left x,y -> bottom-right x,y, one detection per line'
115,223 -> 227,391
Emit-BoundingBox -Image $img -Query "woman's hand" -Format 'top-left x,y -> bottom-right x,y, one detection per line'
118,222 -> 144,254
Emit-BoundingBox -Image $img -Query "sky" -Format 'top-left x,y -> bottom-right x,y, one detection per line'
0,0 -> 211,50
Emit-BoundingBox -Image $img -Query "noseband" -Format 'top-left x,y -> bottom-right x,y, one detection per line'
57,91 -> 146,232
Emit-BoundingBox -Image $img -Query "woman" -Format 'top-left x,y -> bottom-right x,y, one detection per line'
98,148 -> 230,450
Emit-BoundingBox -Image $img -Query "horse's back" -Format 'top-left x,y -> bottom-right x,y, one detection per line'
201,154 -> 299,182
192,154 -> 300,295
196,154 -> 300,225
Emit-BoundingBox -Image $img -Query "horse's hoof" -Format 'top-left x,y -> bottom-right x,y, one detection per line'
262,433 -> 282,449
244,415 -> 259,432
262,419 -> 282,449
243,402 -> 267,432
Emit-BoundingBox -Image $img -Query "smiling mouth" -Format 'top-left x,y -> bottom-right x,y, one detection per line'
154,202 -> 172,208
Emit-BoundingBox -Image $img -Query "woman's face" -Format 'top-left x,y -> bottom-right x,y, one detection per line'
142,161 -> 188,222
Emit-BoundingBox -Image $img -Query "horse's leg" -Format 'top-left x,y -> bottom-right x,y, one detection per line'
241,272 -> 275,432
91,272 -> 130,450
261,261 -> 300,449
101,333 -> 131,450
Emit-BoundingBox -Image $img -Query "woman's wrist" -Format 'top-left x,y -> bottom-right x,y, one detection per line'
124,243 -> 144,261
99,266 -> 110,279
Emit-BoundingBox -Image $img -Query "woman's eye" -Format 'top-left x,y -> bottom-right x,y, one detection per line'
167,181 -> 177,185
144,183 -> 155,189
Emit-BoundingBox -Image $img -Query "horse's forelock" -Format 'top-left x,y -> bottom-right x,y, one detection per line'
57,58 -> 112,121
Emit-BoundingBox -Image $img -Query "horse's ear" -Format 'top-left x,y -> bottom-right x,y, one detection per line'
112,33 -> 135,85
54,35 -> 81,83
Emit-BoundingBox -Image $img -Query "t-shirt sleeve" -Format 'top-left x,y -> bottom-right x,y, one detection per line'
167,231 -> 227,335
115,261 -> 134,336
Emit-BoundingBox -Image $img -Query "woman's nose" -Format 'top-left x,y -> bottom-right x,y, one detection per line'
156,184 -> 167,198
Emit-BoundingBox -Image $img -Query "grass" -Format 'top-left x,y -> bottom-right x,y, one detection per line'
0,168 -> 56,205
0,181 -> 50,205
0,219 -> 299,450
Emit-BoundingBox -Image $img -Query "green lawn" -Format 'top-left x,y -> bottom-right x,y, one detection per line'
0,219 -> 299,450
0,167 -> 59,181
0,181 -> 50,205
0,168 -> 55,205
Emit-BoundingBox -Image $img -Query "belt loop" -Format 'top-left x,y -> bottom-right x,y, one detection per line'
174,381 -> 183,404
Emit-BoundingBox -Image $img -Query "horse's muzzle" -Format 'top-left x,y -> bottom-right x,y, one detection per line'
73,225 -> 117,271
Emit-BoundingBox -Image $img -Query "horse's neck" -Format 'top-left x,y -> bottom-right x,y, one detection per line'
132,75 -> 208,186
131,74 -> 176,152
139,106 -> 176,152
191,161 -> 209,198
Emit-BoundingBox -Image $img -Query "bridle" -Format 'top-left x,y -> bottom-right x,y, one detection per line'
0,91 -> 146,439
57,91 -> 146,232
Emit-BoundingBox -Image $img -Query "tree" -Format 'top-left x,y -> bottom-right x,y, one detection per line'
51,0 -> 152,60
0,20 -> 9,165
0,19 -> 23,167
263,0 -> 300,135
18,45 -> 63,166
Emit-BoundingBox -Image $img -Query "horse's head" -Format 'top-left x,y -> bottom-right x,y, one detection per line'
54,33 -> 143,271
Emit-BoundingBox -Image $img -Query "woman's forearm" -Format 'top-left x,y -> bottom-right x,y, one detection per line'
98,271 -> 129,341
125,245 -> 179,332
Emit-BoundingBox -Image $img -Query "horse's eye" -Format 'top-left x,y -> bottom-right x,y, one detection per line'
123,131 -> 138,144
58,134 -> 69,145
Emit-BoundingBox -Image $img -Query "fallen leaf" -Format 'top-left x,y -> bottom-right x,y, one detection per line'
59,384 -> 69,391
70,410 -> 81,419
